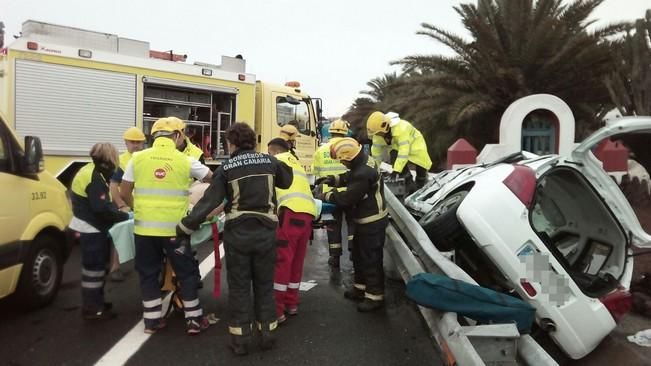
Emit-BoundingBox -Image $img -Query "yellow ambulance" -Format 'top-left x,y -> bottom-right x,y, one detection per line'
0,111 -> 72,307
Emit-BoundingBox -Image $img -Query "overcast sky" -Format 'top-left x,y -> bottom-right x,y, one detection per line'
2,0 -> 649,117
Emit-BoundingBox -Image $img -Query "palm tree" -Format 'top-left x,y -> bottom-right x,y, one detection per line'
361,72 -> 401,103
605,9 -> 651,116
396,0 -> 626,150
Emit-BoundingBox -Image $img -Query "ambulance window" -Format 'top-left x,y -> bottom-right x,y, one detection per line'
276,97 -> 310,135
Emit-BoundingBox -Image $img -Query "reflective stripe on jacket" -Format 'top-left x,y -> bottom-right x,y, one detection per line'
312,138 -> 348,193
324,153 -> 387,225
181,149 -> 294,231
71,163 -> 128,232
275,151 -> 316,217
132,138 -> 191,236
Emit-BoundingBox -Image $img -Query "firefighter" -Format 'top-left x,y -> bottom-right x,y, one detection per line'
316,138 -> 388,312
177,122 -> 293,355
279,123 -> 299,158
366,111 -> 432,190
70,143 -> 131,320
119,117 -> 212,335
267,137 -> 316,324
108,126 -> 146,282
312,119 -> 355,269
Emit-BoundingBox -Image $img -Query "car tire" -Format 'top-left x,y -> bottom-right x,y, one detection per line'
418,190 -> 473,251
15,235 -> 64,309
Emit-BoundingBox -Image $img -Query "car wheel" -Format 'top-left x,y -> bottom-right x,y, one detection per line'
419,190 -> 473,251
16,235 -> 63,309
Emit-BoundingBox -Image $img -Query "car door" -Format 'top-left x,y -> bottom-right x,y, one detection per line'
566,116 -> 651,247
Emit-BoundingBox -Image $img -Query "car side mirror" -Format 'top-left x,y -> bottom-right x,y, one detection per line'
23,136 -> 44,174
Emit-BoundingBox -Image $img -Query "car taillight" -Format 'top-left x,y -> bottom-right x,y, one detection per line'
600,289 -> 632,323
502,165 -> 536,208
520,279 -> 537,297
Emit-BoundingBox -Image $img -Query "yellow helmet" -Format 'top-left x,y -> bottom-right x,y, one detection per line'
279,124 -> 299,141
151,117 -> 184,136
366,111 -> 390,136
330,137 -> 362,162
123,127 -> 146,141
329,119 -> 350,135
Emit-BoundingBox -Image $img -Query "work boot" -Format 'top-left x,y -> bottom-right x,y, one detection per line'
260,330 -> 277,351
286,306 -> 298,316
343,287 -> 365,302
328,256 -> 340,269
144,318 -> 167,334
228,336 -> 249,356
357,298 -> 384,313
82,307 -> 117,321
186,316 -> 211,335
109,269 -> 125,282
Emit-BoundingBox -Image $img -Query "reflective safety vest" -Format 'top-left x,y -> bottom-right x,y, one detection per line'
183,137 -> 204,160
312,137 -> 348,193
371,119 -> 432,173
132,137 -> 191,237
119,151 -> 133,171
71,163 -> 96,198
275,151 -> 317,217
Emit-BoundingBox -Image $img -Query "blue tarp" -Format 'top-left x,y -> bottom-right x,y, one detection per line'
406,273 -> 536,333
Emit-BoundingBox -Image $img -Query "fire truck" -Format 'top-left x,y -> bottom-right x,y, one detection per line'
0,20 -> 322,184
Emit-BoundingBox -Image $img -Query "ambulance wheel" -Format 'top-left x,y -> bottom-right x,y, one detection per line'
419,190 -> 473,251
16,235 -> 64,309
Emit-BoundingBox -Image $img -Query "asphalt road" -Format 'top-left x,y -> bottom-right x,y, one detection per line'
0,229 -> 441,366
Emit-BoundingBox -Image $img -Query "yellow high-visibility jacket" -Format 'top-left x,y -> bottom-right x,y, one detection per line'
371,119 -> 432,173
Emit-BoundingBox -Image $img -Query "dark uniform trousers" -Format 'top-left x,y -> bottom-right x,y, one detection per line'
389,150 -> 428,192
352,217 -> 389,298
224,216 -> 277,342
80,232 -> 111,311
326,208 -> 355,257
135,234 -> 202,327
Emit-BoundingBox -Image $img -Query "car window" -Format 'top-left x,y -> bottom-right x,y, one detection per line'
276,97 -> 310,135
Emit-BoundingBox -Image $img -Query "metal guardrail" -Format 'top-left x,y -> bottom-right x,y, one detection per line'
383,187 -> 558,366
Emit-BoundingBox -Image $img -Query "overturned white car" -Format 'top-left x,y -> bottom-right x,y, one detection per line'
404,117 -> 651,359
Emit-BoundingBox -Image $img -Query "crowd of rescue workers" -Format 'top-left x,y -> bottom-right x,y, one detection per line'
69,111 -> 432,355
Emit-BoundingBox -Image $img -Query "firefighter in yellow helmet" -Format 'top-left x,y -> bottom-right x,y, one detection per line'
315,138 -> 388,312
119,117 -> 212,335
267,137 -> 316,324
108,126 -> 146,281
311,119 -> 355,269
366,111 -> 432,191
279,124 -> 299,159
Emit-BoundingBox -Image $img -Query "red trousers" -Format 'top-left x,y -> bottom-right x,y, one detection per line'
274,208 -> 313,317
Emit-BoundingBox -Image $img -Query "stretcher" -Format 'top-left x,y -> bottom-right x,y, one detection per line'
108,215 -> 224,317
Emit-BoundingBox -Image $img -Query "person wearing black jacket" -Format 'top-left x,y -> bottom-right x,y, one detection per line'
177,122 -> 293,355
316,137 -> 388,312
70,143 -> 130,320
